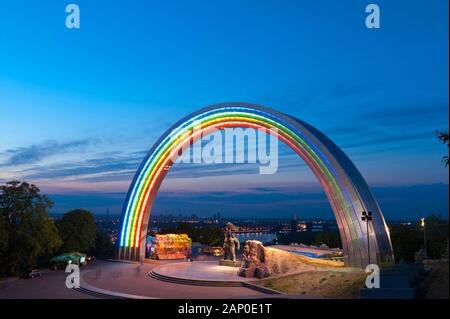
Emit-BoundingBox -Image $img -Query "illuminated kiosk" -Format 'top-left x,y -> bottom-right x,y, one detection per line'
146,234 -> 192,260
117,102 -> 394,268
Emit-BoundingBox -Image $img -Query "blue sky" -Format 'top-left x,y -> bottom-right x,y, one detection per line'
0,0 -> 448,220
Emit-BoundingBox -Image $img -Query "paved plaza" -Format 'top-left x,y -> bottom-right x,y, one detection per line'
152,261 -> 253,283
1,259 -> 267,299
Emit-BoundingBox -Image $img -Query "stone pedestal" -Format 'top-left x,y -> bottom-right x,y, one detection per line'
219,259 -> 242,267
238,267 -> 255,277
238,240 -> 271,279
255,267 -> 270,279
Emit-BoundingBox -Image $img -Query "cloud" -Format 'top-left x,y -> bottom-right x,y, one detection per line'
1,139 -> 96,166
362,104 -> 449,128
312,103 -> 448,149
341,131 -> 434,149
1,103 -> 445,187
155,183 -> 449,220
19,151 -> 145,182
10,129 -> 429,184
315,103 -> 448,152
248,187 -> 280,193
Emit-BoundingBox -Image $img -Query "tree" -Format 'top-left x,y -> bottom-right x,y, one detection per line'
0,210 -> 9,257
436,131 -> 449,167
57,209 -> 96,253
201,227 -> 224,246
389,223 -> 422,263
313,232 -> 342,249
0,181 -> 62,275
160,223 -> 224,246
389,216 -> 449,263
90,231 -> 115,258
422,215 -> 449,259
277,231 -> 317,246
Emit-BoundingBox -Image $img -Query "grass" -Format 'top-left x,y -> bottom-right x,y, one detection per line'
264,247 -> 344,276
256,270 -> 367,299
421,260 -> 449,299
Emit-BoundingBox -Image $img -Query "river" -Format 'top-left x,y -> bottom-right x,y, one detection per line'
235,232 -> 278,244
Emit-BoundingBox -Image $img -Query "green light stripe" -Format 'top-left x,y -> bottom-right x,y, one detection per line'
125,111 -> 360,248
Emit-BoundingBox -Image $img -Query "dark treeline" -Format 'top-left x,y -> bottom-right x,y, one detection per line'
0,181 -> 114,276
1,180 -> 448,276
159,223 -> 224,246
389,216 -> 449,263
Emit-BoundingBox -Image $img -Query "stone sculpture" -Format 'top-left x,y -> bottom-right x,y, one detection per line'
238,240 -> 270,279
219,222 -> 242,267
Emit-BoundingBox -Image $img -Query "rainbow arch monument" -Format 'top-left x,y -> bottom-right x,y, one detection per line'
117,102 -> 394,268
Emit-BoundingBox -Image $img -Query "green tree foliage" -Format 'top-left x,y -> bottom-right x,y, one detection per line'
0,181 -> 62,275
90,231 -> 115,258
202,227 -> 224,246
436,130 -> 449,167
389,216 -> 449,262
56,209 -> 96,253
313,232 -> 343,248
160,223 -> 224,246
389,224 -> 422,263
422,215 -> 449,259
0,214 -> 8,256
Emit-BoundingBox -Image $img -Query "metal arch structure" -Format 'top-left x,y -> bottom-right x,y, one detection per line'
117,102 -> 394,268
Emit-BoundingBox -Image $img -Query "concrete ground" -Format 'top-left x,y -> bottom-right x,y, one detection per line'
0,269 -> 97,299
0,259 -> 266,299
152,260 -> 253,282
82,260 -> 266,299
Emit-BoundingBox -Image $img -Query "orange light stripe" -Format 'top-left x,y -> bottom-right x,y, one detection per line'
133,120 -> 340,249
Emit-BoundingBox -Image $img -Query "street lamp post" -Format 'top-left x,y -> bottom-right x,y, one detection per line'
421,217 -> 427,259
362,211 -> 373,265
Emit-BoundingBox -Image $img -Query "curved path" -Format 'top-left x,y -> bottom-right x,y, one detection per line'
152,261 -> 252,283
80,260 -> 266,299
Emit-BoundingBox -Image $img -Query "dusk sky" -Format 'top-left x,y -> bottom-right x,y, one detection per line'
0,0 -> 448,220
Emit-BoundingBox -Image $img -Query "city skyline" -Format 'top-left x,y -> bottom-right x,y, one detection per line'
0,0 -> 448,220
